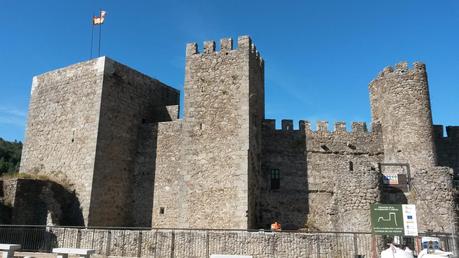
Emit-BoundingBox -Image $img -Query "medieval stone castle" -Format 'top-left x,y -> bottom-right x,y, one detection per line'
17,36 -> 458,233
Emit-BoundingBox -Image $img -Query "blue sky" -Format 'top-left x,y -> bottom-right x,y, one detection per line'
1,0 -> 458,141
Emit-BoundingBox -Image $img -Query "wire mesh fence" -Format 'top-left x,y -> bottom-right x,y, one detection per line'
0,225 -> 455,257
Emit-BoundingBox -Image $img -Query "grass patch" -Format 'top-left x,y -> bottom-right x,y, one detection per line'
1,172 -> 53,181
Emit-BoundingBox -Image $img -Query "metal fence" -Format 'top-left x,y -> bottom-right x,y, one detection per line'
0,225 -> 456,257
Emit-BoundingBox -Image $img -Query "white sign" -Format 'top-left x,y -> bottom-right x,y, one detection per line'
383,173 -> 399,185
402,204 -> 418,236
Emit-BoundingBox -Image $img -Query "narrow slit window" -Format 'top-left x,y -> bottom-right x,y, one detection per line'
349,161 -> 354,171
271,169 -> 280,190
160,207 -> 165,215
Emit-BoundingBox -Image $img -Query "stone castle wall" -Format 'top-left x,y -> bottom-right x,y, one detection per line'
151,120 -> 184,227
260,120 -> 383,230
20,57 -> 179,227
88,58 -> 179,227
133,107 -> 180,227
247,39 -> 265,228
153,38 -> 264,228
20,58 -> 106,223
369,62 -> 437,172
411,167 -> 457,233
0,179 -> 83,225
18,36 -> 459,234
259,121 -> 308,229
435,125 -> 459,178
151,37 -> 264,229
329,168 -> 381,232
368,62 -> 457,233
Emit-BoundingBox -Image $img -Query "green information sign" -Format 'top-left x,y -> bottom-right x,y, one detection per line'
371,204 -> 404,235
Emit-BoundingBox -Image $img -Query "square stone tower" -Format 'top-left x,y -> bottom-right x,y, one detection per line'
20,57 -> 179,226
181,36 -> 265,228
151,36 -> 265,229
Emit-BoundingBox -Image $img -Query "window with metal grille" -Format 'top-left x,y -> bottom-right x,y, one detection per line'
271,169 -> 280,190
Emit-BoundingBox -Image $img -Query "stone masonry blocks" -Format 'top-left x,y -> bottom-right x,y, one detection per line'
18,36 -> 459,236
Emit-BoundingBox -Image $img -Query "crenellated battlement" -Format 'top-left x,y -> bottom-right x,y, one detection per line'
434,125 -> 459,139
185,36 -> 264,66
262,119 -> 383,156
447,126 -> 459,139
369,60 -> 436,170
372,61 -> 426,80
262,119 -> 380,135
18,34 -> 458,233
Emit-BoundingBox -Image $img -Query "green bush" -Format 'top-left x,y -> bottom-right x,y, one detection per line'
0,138 -> 22,174
0,172 -> 50,181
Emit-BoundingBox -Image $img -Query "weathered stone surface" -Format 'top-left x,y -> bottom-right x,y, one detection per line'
412,167 -> 456,233
49,228 -> 375,258
20,58 -> 105,224
259,121 -> 383,231
369,62 -> 436,172
435,125 -> 459,180
152,36 -> 264,229
20,57 -> 179,227
369,62 -> 457,233
0,179 -> 83,225
17,36 -> 458,235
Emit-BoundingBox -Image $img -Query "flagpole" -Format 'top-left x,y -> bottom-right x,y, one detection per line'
90,14 -> 94,59
98,9 -> 102,57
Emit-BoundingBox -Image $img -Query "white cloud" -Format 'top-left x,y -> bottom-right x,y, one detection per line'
0,107 -> 26,127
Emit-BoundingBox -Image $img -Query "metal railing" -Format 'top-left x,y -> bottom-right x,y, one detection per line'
0,225 -> 456,257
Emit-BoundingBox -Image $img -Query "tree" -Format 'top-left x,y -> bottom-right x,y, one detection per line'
0,138 -> 22,174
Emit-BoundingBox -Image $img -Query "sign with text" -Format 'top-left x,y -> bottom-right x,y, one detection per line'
379,164 -> 410,192
402,204 -> 418,236
382,173 -> 399,185
371,204 -> 418,236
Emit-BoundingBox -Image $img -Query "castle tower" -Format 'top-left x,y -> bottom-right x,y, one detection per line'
369,62 -> 457,234
20,57 -> 179,226
177,36 -> 265,229
369,62 -> 437,173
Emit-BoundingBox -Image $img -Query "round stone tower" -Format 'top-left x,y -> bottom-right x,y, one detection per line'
369,62 -> 437,173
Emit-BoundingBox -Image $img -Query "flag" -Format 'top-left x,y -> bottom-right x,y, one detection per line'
93,10 -> 107,25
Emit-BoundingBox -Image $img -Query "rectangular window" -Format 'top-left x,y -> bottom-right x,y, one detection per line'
271,169 -> 280,190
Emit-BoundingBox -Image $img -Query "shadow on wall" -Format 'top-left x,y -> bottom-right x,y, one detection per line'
0,202 -> 12,224
434,125 -> 459,180
5,179 -> 84,226
380,186 -> 408,205
259,125 -> 308,230
128,105 -> 174,227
